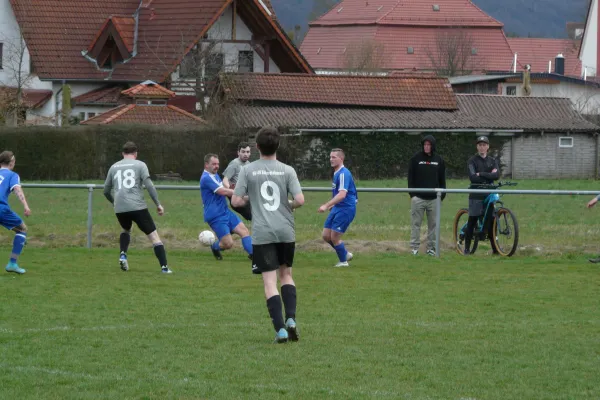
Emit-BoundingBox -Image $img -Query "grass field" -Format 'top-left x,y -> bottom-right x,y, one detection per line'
1,179 -> 600,399
1,248 -> 599,399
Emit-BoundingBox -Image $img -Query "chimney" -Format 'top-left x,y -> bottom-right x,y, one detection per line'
554,53 -> 565,75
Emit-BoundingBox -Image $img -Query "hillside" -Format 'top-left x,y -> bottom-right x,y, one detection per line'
271,0 -> 590,40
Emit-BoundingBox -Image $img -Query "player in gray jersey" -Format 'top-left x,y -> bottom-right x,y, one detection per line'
233,127 -> 304,344
223,142 -> 252,221
103,142 -> 172,274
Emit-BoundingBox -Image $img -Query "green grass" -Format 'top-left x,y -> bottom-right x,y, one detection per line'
1,248 -> 599,399
4,179 -> 600,255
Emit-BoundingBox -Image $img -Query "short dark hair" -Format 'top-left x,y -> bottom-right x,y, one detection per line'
122,142 -> 138,154
204,153 -> 218,164
238,142 -> 250,151
331,148 -> 345,158
0,151 -> 15,165
255,127 -> 280,156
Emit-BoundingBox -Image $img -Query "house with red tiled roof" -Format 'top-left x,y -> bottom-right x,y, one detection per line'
81,81 -> 204,126
301,0 -> 518,75
218,73 -> 599,179
0,0 -> 311,125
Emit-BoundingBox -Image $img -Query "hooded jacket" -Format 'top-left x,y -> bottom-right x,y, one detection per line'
407,135 -> 447,200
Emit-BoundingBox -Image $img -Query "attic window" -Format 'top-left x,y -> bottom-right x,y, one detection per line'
433,4 -> 440,11
471,47 -> 478,55
407,47 -> 414,54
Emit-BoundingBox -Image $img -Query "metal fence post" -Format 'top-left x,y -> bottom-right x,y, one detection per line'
87,185 -> 94,249
435,190 -> 442,258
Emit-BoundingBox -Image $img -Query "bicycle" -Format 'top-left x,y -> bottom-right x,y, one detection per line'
453,181 -> 519,257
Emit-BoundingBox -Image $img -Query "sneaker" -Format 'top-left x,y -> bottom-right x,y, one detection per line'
589,257 -> 600,263
119,254 -> 129,271
334,261 -> 350,267
211,247 -> 223,261
426,249 -> 436,256
346,252 -> 353,261
274,328 -> 288,344
161,267 -> 173,274
411,249 -> 419,255
5,262 -> 25,274
285,318 -> 299,342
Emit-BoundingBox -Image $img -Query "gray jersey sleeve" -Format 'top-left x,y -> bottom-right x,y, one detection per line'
286,166 -> 302,197
233,166 -> 248,197
139,163 -> 160,206
103,167 -> 114,204
223,161 -> 238,181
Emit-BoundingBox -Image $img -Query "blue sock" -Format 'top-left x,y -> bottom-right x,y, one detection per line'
211,241 -> 221,251
10,232 -> 27,264
241,236 -> 253,255
333,243 -> 347,262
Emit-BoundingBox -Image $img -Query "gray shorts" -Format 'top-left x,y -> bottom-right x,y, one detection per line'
468,199 -> 484,217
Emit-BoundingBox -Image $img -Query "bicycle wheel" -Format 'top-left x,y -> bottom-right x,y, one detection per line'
453,208 -> 479,255
492,207 -> 519,257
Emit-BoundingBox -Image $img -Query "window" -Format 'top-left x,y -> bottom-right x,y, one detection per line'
179,51 -> 198,79
87,112 -> 96,119
238,51 -> 254,73
205,53 -> 224,81
559,137 -> 574,148
79,112 -> 85,121
0,42 -> 3,69
506,86 -> 517,96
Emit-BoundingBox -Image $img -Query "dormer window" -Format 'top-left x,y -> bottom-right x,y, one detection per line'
86,16 -> 134,70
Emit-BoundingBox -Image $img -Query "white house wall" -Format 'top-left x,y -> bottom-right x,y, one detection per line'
500,81 -> 600,114
581,0 -> 598,76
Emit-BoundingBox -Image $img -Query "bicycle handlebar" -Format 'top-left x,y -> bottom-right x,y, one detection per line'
469,181 -> 518,189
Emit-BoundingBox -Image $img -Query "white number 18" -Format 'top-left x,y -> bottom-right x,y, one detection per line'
116,169 -> 136,189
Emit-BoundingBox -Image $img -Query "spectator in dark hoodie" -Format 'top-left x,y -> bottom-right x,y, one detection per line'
407,135 -> 446,255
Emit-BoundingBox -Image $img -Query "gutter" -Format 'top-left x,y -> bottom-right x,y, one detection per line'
292,128 -> 524,134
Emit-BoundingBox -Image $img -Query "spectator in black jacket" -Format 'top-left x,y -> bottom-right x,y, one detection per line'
408,135 -> 446,255
463,136 -> 500,255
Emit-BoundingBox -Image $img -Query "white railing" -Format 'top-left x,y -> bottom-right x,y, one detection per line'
21,184 -> 600,257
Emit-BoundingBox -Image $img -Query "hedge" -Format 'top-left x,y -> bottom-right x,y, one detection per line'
0,125 -> 243,180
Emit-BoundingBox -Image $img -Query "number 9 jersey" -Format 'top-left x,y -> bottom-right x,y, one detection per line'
233,159 -> 302,245
104,159 -> 152,213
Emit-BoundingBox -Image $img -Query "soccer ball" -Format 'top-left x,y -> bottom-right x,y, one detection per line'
198,230 -> 216,246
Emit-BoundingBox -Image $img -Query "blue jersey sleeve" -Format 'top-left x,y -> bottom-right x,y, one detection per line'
201,173 -> 222,193
338,169 -> 352,191
9,172 -> 20,191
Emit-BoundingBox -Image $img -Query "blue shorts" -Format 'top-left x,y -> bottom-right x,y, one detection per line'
208,210 -> 242,240
324,207 -> 356,233
0,207 -> 23,230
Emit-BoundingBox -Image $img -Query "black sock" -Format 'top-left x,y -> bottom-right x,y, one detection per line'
153,243 -> 168,267
266,295 -> 285,331
281,284 -> 296,321
120,232 -> 130,254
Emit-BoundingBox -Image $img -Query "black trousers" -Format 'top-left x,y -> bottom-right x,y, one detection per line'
229,197 -> 252,221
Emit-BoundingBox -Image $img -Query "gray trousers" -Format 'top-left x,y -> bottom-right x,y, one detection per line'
410,197 -> 437,251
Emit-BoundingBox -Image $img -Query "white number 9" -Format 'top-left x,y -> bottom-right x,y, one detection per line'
260,181 -> 281,211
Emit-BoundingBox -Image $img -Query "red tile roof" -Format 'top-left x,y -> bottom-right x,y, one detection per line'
81,104 -> 205,125
0,87 -> 53,109
507,38 -> 581,75
221,72 -> 457,110
72,86 -> 128,106
301,26 -> 517,73
9,0 -> 310,82
122,81 -> 176,98
311,0 -> 503,27
229,95 -> 598,132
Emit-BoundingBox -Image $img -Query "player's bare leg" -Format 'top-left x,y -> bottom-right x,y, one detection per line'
147,231 -> 172,274
232,222 -> 253,260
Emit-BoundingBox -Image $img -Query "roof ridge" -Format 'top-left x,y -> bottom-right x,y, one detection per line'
166,105 -> 205,122
465,0 -> 503,26
376,0 -> 402,23
104,104 -> 136,124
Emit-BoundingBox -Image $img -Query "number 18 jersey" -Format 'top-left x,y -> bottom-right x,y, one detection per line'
234,159 -> 302,245
104,159 -> 152,213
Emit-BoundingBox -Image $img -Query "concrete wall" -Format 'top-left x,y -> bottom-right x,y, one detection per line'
506,133 -> 598,179
580,0 -> 598,76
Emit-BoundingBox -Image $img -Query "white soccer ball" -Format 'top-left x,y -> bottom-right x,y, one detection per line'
198,230 -> 216,246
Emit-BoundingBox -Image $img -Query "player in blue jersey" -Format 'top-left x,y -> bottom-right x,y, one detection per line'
200,154 -> 252,261
0,151 -> 32,274
318,148 -> 357,267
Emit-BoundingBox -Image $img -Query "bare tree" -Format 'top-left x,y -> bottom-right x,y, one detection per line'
340,38 -> 386,75
426,29 -> 479,77
0,30 -> 33,126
